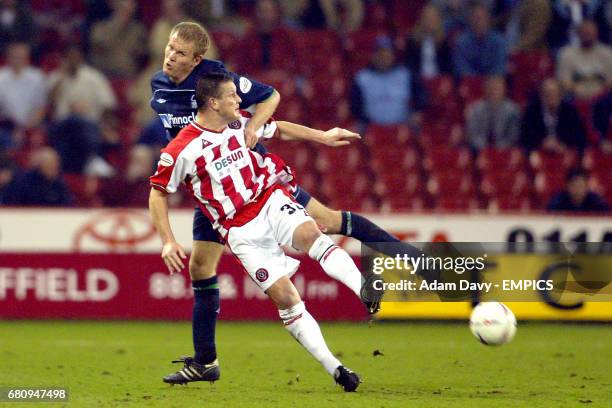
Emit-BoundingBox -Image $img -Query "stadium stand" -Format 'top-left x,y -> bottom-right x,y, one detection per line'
0,0 -> 609,213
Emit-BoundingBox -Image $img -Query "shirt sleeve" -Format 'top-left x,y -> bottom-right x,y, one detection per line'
256,119 -> 279,140
149,149 -> 190,194
239,111 -> 279,139
215,62 -> 275,108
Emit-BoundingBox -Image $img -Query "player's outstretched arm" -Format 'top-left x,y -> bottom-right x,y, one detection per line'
244,90 -> 281,148
276,121 -> 361,147
149,188 -> 186,274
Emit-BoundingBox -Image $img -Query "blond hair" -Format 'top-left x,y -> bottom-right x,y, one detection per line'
169,22 -> 210,57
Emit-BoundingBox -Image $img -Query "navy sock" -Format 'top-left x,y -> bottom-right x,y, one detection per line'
341,212 -> 441,284
341,211 -> 422,258
192,276 -> 219,365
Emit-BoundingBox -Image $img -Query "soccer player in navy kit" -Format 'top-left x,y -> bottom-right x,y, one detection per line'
152,22 -> 420,384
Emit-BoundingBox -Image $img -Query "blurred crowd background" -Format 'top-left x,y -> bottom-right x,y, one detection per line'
0,0 -> 610,214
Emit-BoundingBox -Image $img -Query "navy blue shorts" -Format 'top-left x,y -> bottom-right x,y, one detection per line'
192,186 -> 313,242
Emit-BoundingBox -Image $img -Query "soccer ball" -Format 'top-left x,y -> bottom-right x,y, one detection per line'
469,302 -> 517,346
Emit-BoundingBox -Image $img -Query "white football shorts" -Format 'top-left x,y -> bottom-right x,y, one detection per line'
226,189 -> 314,292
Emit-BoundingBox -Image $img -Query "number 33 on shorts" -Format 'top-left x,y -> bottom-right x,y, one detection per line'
280,203 -> 308,216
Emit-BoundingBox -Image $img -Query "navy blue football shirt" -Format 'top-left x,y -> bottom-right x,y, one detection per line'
150,59 -> 274,142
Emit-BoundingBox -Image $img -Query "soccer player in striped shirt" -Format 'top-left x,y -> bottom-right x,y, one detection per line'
149,72 -> 361,391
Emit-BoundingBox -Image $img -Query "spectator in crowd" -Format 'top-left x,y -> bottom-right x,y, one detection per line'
0,0 -> 37,54
46,44 -> 117,175
0,42 -> 46,148
548,0 -> 610,52
592,89 -> 611,150
243,0 -> 297,72
351,36 -> 425,127
452,4 -> 508,77
557,20 -> 612,101
48,114 -> 100,174
504,0 -> 552,52
90,0 -> 147,77
135,118 -> 166,150
405,5 -> 452,79
100,144 -> 154,207
0,155 -> 20,204
8,147 -> 73,206
465,76 -> 520,151
280,0 -> 363,32
547,168 -> 609,212
48,43 -> 117,123
430,0 -> 496,35
520,78 -> 587,152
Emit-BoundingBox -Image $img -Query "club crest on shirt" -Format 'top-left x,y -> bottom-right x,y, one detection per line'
229,120 -> 241,129
255,268 -> 269,282
239,77 -> 252,93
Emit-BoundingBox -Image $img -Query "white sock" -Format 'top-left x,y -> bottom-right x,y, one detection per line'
308,235 -> 362,297
279,301 -> 341,376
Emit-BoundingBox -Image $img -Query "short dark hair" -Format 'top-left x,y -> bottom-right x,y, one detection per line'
195,71 -> 234,110
567,167 -> 588,182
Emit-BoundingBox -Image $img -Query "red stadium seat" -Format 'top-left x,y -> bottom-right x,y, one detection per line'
241,28 -> 299,73
303,76 -> 348,101
331,194 -> 381,212
370,145 -> 420,173
487,194 -> 533,212
382,195 -> 427,211
320,173 -> 374,209
423,75 -> 456,101
479,171 -> 530,199
529,148 -> 578,173
375,171 -> 424,197
210,30 -> 242,56
423,147 -> 472,172
582,147 -> 612,173
315,144 -> 366,173
64,174 -> 101,207
109,78 -> 135,124
304,77 -> 351,122
434,195 -> 481,211
344,29 -> 390,74
427,171 -> 475,197
590,171 -> 612,200
533,172 -> 566,206
365,124 -> 413,147
391,0 -> 426,34
274,97 -> 306,123
574,98 -> 601,145
362,1 -> 390,31
294,170 -> 321,196
292,29 -> 342,77
419,123 -> 464,148
251,70 -> 298,99
264,141 -> 314,174
458,76 -> 486,107
508,51 -> 554,104
476,147 -> 527,172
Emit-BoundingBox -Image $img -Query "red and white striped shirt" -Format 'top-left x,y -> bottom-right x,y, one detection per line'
150,112 -> 295,234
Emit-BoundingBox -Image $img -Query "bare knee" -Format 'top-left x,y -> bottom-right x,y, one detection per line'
265,277 -> 302,310
292,221 -> 322,253
306,199 -> 342,234
189,242 -> 224,281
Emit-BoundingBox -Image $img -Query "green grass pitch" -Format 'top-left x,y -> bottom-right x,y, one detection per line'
0,321 -> 610,407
